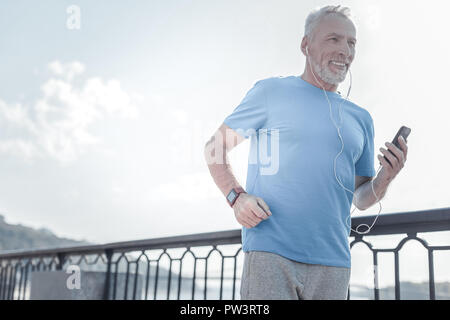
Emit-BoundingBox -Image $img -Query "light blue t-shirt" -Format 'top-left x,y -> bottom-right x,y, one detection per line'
223,76 -> 376,268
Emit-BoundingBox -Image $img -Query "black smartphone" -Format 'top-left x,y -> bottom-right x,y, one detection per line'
381,126 -> 411,167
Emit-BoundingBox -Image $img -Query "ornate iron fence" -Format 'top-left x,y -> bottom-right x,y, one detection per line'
0,207 -> 449,300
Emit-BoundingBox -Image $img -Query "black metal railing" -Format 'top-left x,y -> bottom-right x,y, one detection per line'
0,207 -> 449,300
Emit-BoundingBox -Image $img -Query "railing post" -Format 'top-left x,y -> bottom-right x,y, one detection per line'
394,251 -> 400,300
0,262 -> 4,300
428,250 -> 436,300
373,252 -> 379,300
56,253 -> 66,271
103,249 -> 113,300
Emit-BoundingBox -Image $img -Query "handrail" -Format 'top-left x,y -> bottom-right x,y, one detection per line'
1,207 -> 449,300
1,207 -> 449,259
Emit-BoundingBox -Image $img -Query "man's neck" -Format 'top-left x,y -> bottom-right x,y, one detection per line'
301,71 -> 338,92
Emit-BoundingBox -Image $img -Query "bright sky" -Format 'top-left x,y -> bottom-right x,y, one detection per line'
0,0 -> 449,288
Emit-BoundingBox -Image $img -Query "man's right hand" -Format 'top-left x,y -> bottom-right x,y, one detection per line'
232,193 -> 272,228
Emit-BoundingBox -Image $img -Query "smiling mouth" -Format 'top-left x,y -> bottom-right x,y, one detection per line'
329,60 -> 348,70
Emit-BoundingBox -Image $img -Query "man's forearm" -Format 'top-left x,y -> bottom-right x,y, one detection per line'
354,175 -> 391,210
204,142 -> 243,198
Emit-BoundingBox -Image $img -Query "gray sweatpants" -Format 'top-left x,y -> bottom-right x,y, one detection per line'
240,250 -> 351,300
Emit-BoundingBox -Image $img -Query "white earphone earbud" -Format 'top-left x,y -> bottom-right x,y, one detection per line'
306,47 -> 309,56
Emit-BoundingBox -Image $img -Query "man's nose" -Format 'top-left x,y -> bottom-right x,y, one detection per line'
338,43 -> 352,60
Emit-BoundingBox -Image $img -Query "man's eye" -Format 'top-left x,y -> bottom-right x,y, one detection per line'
330,38 -> 338,41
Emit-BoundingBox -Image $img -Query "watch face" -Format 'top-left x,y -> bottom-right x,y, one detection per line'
227,190 -> 237,203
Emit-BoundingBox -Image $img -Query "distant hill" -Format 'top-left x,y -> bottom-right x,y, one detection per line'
0,213 -> 93,252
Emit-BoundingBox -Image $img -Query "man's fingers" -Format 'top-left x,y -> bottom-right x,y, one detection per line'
241,219 -> 252,228
251,205 -> 269,220
380,147 -> 398,167
256,198 -> 272,216
247,210 -> 263,224
242,214 -> 258,228
237,208 -> 260,226
385,142 -> 405,164
378,154 -> 392,169
237,214 -> 252,228
236,196 -> 273,228
398,136 -> 408,157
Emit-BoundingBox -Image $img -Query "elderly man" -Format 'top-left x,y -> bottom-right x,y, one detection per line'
204,5 -> 408,300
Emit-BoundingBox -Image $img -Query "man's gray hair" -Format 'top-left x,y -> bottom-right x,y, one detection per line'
304,5 -> 355,39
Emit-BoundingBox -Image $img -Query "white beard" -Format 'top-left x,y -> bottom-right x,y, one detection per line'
311,59 -> 347,85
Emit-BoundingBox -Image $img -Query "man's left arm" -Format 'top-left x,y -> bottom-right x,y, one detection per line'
354,135 -> 409,210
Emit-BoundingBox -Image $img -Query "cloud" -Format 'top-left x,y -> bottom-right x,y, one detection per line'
0,61 -> 140,165
48,61 -> 85,81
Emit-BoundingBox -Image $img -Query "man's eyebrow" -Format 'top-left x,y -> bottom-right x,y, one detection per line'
325,32 -> 357,42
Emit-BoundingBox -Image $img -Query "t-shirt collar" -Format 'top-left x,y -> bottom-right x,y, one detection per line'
296,76 -> 343,98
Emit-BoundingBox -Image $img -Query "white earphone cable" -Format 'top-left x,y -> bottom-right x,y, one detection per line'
306,50 -> 383,235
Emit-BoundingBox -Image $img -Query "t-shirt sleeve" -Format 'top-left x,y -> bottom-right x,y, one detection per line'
355,112 -> 376,177
223,80 -> 267,139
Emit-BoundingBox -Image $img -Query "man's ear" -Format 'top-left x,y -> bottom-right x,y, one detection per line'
301,36 -> 308,56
